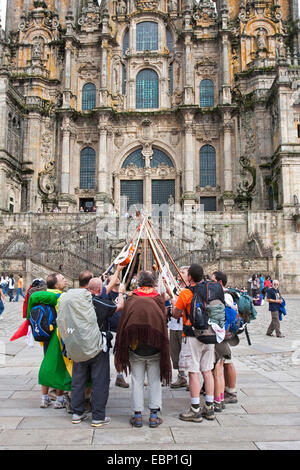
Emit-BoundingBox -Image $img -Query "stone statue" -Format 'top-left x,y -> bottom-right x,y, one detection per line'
276,36 -> 286,59
117,0 -> 127,15
32,36 -> 44,59
255,28 -> 267,55
168,0 -> 177,12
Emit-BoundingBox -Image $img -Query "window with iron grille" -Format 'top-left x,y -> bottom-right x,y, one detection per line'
169,62 -> 174,94
166,29 -> 173,54
122,149 -> 145,168
136,22 -> 158,51
80,147 -> 96,190
136,69 -> 159,109
200,145 -> 216,187
200,197 -> 217,212
121,180 -> 144,210
151,148 -> 174,168
82,83 -> 96,110
200,79 -> 214,107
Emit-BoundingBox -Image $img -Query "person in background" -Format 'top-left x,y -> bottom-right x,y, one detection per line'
8,274 -> 15,302
0,284 -> 5,319
15,274 -> 25,302
0,273 -> 7,295
266,280 -> 285,338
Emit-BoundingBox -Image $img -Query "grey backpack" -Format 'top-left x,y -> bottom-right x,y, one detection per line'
57,288 -> 102,363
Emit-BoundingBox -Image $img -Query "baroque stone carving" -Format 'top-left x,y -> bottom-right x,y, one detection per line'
38,161 -> 57,196
136,0 -> 158,11
78,1 -> 101,32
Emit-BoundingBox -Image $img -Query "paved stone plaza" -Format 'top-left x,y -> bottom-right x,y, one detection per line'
0,295 -> 300,450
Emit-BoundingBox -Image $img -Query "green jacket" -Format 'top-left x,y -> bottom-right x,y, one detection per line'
27,291 -> 58,319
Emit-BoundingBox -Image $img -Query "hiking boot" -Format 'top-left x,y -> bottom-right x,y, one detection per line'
221,401 -> 226,410
179,407 -> 203,423
201,402 -> 215,420
214,401 -> 223,413
40,397 -> 52,408
224,391 -> 238,404
115,375 -> 129,388
54,396 -> 67,409
170,375 -> 187,389
91,417 -> 111,428
72,413 -> 88,424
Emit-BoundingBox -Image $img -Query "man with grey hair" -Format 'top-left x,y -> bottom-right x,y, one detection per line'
266,279 -> 285,338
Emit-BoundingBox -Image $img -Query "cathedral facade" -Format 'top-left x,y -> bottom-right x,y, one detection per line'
0,0 -> 300,291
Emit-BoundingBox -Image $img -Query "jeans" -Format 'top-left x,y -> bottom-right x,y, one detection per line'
0,300 -> 4,317
129,351 -> 162,413
8,289 -> 14,302
1,284 -> 7,295
15,288 -> 25,302
71,351 -> 110,420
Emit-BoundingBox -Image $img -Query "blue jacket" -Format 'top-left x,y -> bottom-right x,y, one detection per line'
279,298 -> 286,321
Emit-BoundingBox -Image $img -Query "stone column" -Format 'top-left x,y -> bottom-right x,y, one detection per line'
223,120 -> 233,192
62,41 -> 72,108
26,113 -> 42,211
0,166 -> 6,211
98,122 -> 108,195
184,34 -> 193,105
100,40 -> 108,107
61,117 -> 71,195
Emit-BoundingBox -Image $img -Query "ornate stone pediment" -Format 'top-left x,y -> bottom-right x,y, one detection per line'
195,58 -> 217,76
193,0 -> 217,27
135,0 -> 158,11
78,0 -> 101,33
78,61 -> 100,80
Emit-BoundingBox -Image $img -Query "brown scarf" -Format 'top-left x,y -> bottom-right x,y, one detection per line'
114,292 -> 171,383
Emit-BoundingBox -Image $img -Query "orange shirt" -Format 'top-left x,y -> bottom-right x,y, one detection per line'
175,286 -> 194,337
17,278 -> 23,289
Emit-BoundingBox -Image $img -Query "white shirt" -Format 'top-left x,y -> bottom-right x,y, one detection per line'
168,316 -> 183,331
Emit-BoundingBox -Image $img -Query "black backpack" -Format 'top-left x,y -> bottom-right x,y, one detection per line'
183,281 -> 225,344
29,304 -> 57,342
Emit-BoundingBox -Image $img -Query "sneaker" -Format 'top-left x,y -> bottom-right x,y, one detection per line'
214,401 -> 223,413
54,396 -> 67,409
201,402 -> 215,420
115,375 -> 129,388
48,389 -> 57,401
91,417 -> 111,428
170,375 -> 187,389
40,397 -> 52,408
179,407 -> 203,423
221,401 -> 226,410
224,391 -> 238,404
72,413 -> 88,424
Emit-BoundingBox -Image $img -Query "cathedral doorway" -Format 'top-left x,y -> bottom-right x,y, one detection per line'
80,198 -> 95,212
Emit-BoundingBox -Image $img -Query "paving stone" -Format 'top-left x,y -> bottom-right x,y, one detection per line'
216,413 -> 300,427
0,417 -> 24,429
92,427 -> 174,445
171,425 -> 300,444
239,387 -> 294,397
255,441 -> 300,450
0,429 -> 94,446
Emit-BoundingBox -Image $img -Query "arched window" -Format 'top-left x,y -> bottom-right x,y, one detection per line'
200,79 -> 214,107
123,29 -> 129,55
151,148 -> 174,168
136,22 -> 158,51
169,62 -> 174,94
166,28 -> 173,54
122,149 -> 145,168
80,147 -> 96,189
82,83 -> 96,110
136,69 -> 159,109
200,145 -> 216,187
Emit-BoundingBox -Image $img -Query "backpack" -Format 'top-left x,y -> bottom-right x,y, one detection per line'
29,304 -> 57,342
57,288 -> 103,363
184,281 -> 225,344
228,289 -> 257,323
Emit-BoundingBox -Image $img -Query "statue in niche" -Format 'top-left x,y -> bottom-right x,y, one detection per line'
32,36 -> 44,59
168,0 -> 177,12
117,0 -> 127,15
255,28 -> 268,56
276,36 -> 286,59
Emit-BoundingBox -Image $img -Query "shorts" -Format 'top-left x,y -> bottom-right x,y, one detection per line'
214,341 -> 232,364
179,336 -> 214,373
